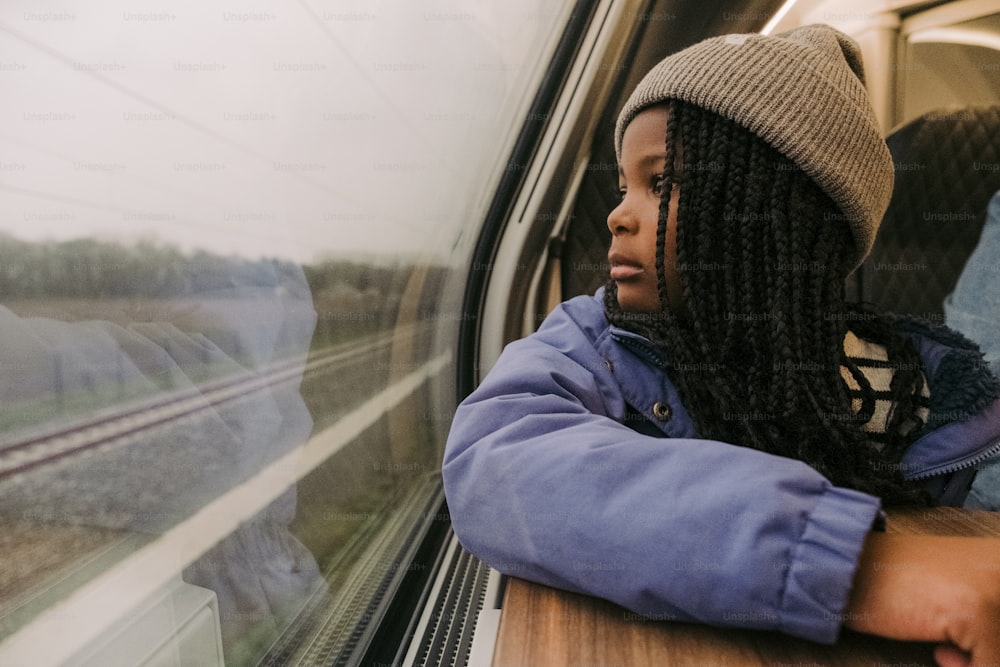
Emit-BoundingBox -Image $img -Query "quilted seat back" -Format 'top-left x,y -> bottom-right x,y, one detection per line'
854,105 -> 1000,319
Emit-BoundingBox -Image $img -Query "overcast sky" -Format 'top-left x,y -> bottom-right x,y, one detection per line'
0,0 -> 566,264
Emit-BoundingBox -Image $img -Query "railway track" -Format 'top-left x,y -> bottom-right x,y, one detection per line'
0,324 -> 428,486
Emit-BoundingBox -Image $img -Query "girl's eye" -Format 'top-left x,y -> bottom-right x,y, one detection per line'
652,174 -> 666,196
617,186 -> 626,201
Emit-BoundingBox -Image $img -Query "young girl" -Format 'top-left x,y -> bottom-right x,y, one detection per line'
444,24 -> 1000,665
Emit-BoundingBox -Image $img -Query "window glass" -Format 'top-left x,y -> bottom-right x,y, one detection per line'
0,1 -> 570,664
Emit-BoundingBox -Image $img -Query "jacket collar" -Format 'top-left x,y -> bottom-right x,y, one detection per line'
895,318 -> 1000,479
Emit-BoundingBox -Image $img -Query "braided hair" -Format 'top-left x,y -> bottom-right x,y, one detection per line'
605,100 -> 929,505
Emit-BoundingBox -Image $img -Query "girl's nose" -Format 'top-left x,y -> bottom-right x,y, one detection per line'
607,198 -> 636,236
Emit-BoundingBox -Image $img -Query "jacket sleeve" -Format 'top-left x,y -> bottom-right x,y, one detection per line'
944,190 -> 1000,510
442,299 -> 882,644
944,190 -> 1000,373
966,451 -> 1000,511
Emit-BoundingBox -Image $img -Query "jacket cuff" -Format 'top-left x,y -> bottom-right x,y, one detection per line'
778,485 -> 882,644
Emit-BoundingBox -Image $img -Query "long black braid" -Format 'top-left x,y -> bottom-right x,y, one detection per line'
605,100 -> 929,505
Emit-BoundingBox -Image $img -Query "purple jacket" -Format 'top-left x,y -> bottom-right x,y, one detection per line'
443,289 -> 1000,644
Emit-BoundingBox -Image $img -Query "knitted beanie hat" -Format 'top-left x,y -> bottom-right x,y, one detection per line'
615,24 -> 893,270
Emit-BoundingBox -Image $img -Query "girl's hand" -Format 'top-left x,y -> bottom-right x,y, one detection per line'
843,533 -> 1000,667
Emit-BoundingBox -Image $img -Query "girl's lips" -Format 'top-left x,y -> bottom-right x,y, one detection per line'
610,263 -> 643,281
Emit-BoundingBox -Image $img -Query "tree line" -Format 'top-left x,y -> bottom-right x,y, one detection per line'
0,234 -> 450,346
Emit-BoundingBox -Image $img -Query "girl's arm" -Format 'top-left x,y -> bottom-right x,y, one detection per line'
443,297 -> 882,644
845,533 -> 1000,667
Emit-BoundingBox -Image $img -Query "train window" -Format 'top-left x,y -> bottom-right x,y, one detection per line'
474,0 -> 790,371
899,3 -> 1000,124
0,1 -> 572,665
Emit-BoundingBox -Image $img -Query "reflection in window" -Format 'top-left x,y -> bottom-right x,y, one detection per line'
0,0 -> 571,664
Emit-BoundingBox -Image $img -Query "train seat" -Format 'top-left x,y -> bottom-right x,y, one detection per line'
853,105 -> 1000,319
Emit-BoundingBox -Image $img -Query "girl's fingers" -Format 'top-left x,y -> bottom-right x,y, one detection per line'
933,644 -> 971,667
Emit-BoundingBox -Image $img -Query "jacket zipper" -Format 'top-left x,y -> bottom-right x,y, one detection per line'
906,437 -> 1000,481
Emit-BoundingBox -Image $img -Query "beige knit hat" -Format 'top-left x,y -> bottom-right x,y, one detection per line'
615,24 -> 893,270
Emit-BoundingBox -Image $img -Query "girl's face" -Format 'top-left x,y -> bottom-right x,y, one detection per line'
607,105 -> 682,315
